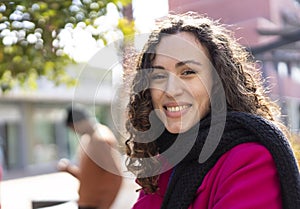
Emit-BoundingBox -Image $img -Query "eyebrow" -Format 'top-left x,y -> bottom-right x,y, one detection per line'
175,60 -> 202,68
151,60 -> 202,70
151,65 -> 165,70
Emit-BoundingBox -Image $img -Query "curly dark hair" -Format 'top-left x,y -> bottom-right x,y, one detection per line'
124,12 -> 285,193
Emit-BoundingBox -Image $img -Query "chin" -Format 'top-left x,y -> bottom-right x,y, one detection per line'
165,123 -> 189,134
166,118 -> 201,134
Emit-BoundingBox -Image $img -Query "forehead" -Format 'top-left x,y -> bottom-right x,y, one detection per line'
154,32 -> 210,63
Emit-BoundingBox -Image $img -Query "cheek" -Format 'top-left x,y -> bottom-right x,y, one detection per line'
194,88 -> 210,104
190,80 -> 211,110
150,88 -> 162,108
194,90 -> 211,119
196,74 -> 213,100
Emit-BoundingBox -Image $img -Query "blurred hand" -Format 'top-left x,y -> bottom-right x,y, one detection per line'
57,158 -> 70,172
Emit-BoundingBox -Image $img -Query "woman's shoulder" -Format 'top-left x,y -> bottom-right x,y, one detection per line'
132,169 -> 173,209
131,190 -> 163,209
198,142 -> 279,193
193,142 -> 282,208
224,142 -> 273,160
215,142 -> 276,175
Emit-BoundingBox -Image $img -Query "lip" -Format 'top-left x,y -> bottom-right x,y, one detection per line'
163,102 -> 192,118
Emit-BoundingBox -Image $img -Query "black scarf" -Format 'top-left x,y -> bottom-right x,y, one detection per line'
155,111 -> 300,209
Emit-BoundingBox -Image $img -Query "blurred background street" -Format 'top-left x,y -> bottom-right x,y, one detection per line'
1,172 -> 139,209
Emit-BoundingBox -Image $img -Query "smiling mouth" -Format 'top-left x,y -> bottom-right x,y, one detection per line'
164,105 -> 191,112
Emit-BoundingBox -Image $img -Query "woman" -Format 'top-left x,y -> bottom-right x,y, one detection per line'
124,12 -> 300,209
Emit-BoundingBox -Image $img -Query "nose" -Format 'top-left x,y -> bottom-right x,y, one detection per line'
165,73 -> 184,98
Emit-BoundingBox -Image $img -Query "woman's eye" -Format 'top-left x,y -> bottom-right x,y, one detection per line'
182,69 -> 196,76
150,68 -> 168,80
150,73 -> 167,80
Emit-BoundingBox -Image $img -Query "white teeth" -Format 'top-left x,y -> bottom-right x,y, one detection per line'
166,105 -> 189,112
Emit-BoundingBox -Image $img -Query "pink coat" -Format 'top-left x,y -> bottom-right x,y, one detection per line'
132,142 -> 282,209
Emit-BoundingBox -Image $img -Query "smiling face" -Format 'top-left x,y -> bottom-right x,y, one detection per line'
149,32 -> 213,133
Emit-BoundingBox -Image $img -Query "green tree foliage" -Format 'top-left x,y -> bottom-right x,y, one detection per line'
0,0 -> 134,92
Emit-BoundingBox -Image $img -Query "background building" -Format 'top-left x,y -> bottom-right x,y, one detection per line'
0,61 -> 122,179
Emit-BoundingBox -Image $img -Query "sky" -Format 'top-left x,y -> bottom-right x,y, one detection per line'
132,0 -> 169,33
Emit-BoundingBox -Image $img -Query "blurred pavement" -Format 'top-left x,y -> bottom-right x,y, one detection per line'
0,172 -> 139,209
